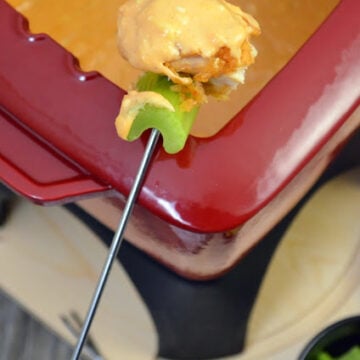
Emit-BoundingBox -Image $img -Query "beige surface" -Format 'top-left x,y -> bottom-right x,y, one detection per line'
0,167 -> 359,359
0,200 -> 157,360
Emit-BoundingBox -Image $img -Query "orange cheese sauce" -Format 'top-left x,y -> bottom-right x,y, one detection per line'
117,0 -> 260,87
7,0 -> 340,137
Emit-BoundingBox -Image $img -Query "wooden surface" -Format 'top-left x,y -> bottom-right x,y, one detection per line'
0,198 -> 157,360
0,289 -> 74,360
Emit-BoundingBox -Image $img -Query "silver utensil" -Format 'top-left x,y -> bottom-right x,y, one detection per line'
61,311 -> 104,360
71,129 -> 161,360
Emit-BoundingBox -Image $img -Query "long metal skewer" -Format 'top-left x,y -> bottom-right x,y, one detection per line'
71,128 -> 161,360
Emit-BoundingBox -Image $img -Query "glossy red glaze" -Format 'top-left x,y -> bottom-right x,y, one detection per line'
0,106 -> 110,202
0,0 -> 359,233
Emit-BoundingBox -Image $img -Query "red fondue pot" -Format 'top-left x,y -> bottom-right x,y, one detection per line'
0,0 -> 359,279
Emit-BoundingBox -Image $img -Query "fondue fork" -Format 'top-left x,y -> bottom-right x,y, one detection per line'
71,129 -> 161,360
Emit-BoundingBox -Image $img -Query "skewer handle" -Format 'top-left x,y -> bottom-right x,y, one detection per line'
71,128 -> 161,360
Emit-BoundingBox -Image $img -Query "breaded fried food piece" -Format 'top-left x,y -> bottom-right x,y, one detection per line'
117,0 -> 260,106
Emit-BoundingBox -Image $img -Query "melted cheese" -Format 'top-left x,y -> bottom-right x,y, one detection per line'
115,90 -> 175,139
8,0 -> 340,137
117,0 -> 260,87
